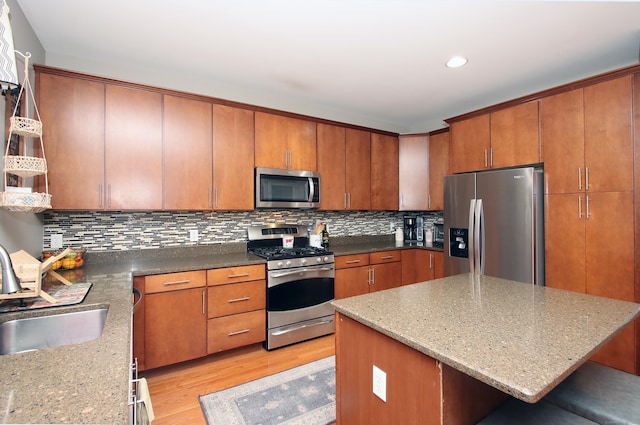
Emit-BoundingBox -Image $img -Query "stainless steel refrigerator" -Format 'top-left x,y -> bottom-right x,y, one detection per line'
443,167 -> 545,285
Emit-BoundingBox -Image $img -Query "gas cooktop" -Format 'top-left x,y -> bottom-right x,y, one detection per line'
249,246 -> 332,261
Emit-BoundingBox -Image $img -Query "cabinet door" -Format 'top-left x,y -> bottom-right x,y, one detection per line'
287,117 -> 317,171
433,252 -> 445,279
164,95 -> 212,210
584,76 -> 633,193
370,262 -> 402,292
450,114 -> 490,174
207,310 -> 266,354
254,112 -> 288,169
428,131 -> 449,211
399,135 -> 429,211
544,193 -> 586,293
144,287 -> 207,369
105,85 -> 163,209
345,129 -> 371,210
37,73 -> 105,209
317,123 -> 347,210
401,250 -> 433,285
371,133 -> 399,210
490,101 -> 540,169
212,105 -> 255,209
335,266 -> 369,299
540,89 -> 585,194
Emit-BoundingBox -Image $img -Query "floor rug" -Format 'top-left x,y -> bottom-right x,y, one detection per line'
199,355 -> 335,425
0,282 -> 93,313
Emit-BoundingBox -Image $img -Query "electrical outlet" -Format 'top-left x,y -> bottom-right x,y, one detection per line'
373,365 -> 387,402
390,222 -> 394,232
51,234 -> 63,249
189,229 -> 198,242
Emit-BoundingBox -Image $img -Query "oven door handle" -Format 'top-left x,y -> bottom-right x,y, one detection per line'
271,318 -> 333,336
271,267 -> 334,278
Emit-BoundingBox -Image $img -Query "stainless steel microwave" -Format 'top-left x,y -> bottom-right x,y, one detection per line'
255,167 -> 320,209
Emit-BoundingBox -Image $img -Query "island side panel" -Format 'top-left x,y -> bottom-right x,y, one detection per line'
335,312 -> 442,424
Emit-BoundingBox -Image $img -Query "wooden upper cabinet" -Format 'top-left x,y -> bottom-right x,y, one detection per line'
212,105 -> 255,210
36,72 -> 105,209
584,76 -> 633,193
254,112 -> 316,171
449,114 -> 490,174
105,85 -> 163,210
541,76 -> 633,194
490,101 -> 540,169
399,134 -> 429,210
371,133 -> 399,210
317,123 -> 347,210
428,131 -> 449,211
541,89 -> 585,194
163,95 -> 213,210
345,129 -> 371,210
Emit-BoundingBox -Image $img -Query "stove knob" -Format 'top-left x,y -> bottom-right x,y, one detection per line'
323,256 -> 329,263
316,257 -> 322,263
301,258 -> 307,265
286,261 -> 292,267
277,261 -> 283,268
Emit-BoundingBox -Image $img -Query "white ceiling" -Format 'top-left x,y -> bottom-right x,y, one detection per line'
15,0 -> 640,134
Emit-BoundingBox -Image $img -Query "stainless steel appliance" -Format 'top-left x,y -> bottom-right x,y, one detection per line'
247,224 -> 335,350
443,167 -> 545,285
433,221 -> 444,248
403,215 -> 424,242
255,167 -> 320,209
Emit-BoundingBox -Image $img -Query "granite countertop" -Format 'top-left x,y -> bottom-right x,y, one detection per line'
0,237 -> 422,424
332,273 -> 640,403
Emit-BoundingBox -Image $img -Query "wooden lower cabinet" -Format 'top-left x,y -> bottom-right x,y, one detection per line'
401,250 -> 444,285
336,313 -> 506,425
335,251 -> 402,299
207,265 -> 266,354
143,271 -> 207,370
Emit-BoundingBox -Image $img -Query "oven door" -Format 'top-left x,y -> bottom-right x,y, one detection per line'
266,263 -> 335,349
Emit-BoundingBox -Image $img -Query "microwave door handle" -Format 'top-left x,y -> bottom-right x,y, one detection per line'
308,177 -> 314,203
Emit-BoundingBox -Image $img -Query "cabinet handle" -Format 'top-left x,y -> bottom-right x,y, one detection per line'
208,188 -> 212,208
484,149 -> 488,168
343,193 -> 347,209
428,194 -> 431,210
429,253 -> 433,269
367,268 -> 372,285
586,195 -> 590,219
578,196 -> 583,219
98,184 -> 103,208
347,192 -> 351,209
490,148 -> 493,167
227,273 -> 250,278
371,268 -> 375,285
585,167 -> 590,191
228,296 -> 250,303
228,329 -> 250,336
578,168 -> 582,191
163,279 -> 191,286
380,255 -> 395,260
215,188 -> 219,208
345,259 -> 361,264
202,290 -> 206,315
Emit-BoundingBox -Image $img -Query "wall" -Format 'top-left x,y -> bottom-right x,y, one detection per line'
0,0 -> 45,256
43,210 -> 442,252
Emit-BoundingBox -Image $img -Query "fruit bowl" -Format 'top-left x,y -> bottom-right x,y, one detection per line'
42,248 -> 87,270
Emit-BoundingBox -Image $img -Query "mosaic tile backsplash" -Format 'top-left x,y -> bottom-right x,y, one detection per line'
43,210 -> 443,252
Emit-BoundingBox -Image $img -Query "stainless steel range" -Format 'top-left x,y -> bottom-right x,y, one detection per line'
247,224 -> 335,350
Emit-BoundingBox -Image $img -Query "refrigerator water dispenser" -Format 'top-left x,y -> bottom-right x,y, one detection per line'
449,228 -> 468,258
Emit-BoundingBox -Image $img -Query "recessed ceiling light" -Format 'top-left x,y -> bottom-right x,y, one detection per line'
446,56 -> 468,68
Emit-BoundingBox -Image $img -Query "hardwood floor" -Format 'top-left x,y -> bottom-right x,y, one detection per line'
141,335 -> 336,425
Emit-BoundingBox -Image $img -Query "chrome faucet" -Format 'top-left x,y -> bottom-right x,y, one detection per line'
0,244 -> 23,294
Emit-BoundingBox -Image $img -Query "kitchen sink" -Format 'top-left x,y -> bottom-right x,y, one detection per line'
0,308 -> 109,355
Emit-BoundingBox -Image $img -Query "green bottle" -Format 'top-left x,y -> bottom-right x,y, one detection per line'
321,223 -> 330,248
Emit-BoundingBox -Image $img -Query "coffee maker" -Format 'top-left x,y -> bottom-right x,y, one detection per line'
403,216 -> 424,242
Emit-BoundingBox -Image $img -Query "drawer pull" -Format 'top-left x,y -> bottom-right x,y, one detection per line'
380,255 -> 395,260
228,329 -> 250,336
163,279 -> 191,286
228,296 -> 250,303
345,259 -> 361,264
227,273 -> 250,278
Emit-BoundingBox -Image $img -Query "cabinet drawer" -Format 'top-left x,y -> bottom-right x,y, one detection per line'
145,270 -> 206,294
207,264 -> 265,286
370,250 -> 401,264
207,310 -> 266,353
335,254 -> 370,269
208,280 -> 266,318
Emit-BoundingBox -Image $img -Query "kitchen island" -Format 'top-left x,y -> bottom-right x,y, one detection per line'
332,273 -> 640,425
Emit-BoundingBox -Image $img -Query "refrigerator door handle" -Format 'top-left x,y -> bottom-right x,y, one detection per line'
468,199 -> 476,273
475,199 -> 484,275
